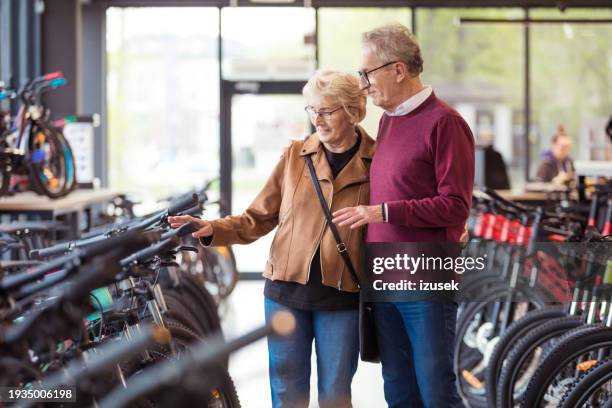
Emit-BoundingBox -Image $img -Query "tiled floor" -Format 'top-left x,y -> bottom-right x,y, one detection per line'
222,280 -> 387,408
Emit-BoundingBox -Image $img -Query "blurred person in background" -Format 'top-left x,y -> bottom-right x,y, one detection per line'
536,125 -> 575,185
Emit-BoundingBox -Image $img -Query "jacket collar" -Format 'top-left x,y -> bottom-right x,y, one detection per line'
299,125 -> 375,159
299,126 -> 375,189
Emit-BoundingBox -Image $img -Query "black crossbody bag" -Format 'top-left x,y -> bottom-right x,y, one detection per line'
304,155 -> 380,363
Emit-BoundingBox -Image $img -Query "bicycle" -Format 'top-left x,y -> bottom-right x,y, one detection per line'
0,194 -> 237,404
0,71 -> 76,198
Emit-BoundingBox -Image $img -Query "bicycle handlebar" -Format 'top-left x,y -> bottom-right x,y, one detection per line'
47,78 -> 67,88
482,188 -> 587,224
160,222 -> 199,241
167,193 -> 199,216
13,268 -> 69,300
31,194 -> 200,260
4,230 -> 159,293
43,71 -> 64,81
119,236 -> 181,267
2,232 -> 157,346
30,233 -> 108,259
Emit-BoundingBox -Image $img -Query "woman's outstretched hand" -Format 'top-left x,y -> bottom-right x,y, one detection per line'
167,215 -> 213,239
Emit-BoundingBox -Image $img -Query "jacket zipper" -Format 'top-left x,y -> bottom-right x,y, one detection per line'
337,185 -> 361,290
307,183 -> 333,285
307,221 -> 326,283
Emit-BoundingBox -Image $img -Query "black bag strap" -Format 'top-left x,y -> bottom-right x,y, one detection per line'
304,155 -> 360,287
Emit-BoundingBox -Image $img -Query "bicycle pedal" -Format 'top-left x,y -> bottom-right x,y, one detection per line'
461,369 -> 483,389
576,359 -> 598,371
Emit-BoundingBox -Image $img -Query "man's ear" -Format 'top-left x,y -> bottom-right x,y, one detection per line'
394,62 -> 410,83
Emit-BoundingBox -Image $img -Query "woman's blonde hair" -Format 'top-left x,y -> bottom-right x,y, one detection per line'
302,70 -> 367,123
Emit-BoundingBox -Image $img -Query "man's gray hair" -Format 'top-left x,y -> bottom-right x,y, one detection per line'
361,23 -> 423,76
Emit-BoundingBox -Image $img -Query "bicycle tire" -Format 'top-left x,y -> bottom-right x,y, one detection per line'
142,368 -> 241,408
201,246 -> 239,299
178,272 -> 222,332
454,283 -> 549,407
559,358 -> 612,408
496,315 -> 583,408
165,318 -> 202,346
49,123 -> 76,195
27,123 -> 70,198
172,274 -> 229,369
163,291 -> 213,336
484,305 -> 566,407
36,120 -> 76,195
521,325 -> 612,407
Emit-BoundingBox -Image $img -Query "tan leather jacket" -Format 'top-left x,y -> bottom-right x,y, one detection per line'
207,127 -> 376,292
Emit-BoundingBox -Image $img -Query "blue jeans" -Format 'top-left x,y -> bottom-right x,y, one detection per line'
264,298 -> 359,408
373,301 -> 464,408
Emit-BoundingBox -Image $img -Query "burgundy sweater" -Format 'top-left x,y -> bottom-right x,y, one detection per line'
366,92 -> 475,243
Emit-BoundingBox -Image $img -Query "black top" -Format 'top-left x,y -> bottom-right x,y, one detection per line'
264,135 -> 361,311
536,153 -> 574,182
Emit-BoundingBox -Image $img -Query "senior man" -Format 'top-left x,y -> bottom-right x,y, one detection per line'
333,24 -> 474,408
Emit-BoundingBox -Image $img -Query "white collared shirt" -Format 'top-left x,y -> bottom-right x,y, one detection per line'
385,85 -> 433,117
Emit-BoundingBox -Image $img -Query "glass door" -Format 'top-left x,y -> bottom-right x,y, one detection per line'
229,91 -> 310,273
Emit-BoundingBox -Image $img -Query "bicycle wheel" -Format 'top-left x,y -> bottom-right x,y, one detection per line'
28,123 -> 70,198
454,283 -> 548,408
496,315 -> 583,407
179,271 -> 222,333
202,245 -> 239,300
144,368 -> 241,408
559,358 -> 612,408
124,320 -> 240,408
47,123 -> 76,194
521,325 -> 612,407
163,290 -> 214,336
485,305 -> 566,407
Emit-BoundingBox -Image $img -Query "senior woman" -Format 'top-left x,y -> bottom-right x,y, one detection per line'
168,70 -> 375,408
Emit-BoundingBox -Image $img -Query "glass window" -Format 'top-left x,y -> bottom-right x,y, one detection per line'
0,0 -> 8,99
417,8 -> 525,188
106,7 -> 220,212
530,8 -> 612,174
0,4 -> 3,84
318,8 -> 412,138
231,94 -> 310,272
221,7 -> 316,81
